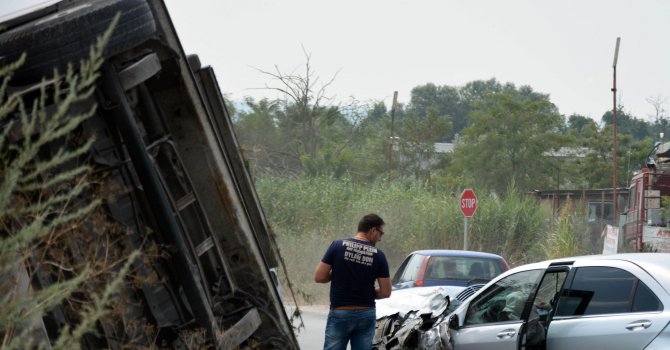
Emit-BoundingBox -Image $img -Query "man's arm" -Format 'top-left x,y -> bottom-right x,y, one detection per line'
314,262 -> 332,283
375,277 -> 392,299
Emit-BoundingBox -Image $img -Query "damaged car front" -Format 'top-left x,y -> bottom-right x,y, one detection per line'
375,250 -> 507,349
374,285 -> 483,349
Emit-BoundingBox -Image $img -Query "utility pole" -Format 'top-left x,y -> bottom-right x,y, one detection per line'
387,91 -> 398,179
612,37 -> 620,227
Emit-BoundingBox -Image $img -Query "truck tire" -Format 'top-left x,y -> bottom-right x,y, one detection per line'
0,0 -> 156,85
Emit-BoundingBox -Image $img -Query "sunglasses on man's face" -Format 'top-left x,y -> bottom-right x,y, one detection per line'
377,228 -> 384,236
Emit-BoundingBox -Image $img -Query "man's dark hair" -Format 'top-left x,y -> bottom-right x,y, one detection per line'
358,213 -> 384,232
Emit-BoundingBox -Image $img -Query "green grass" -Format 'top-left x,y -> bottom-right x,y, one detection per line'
257,175 -> 598,304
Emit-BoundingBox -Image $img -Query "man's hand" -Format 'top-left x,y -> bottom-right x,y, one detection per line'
314,262 -> 332,283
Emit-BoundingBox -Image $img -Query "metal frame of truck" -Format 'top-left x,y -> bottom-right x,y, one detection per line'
0,0 -> 298,347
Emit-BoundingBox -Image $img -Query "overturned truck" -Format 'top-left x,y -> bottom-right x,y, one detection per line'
0,0 -> 297,348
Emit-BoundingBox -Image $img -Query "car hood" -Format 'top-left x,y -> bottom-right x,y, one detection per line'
376,285 -> 465,319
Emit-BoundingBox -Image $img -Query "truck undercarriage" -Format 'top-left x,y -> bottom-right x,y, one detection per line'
0,0 -> 298,348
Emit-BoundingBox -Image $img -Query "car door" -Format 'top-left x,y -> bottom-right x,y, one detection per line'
522,267 -> 570,350
451,269 -> 544,350
544,260 -> 668,350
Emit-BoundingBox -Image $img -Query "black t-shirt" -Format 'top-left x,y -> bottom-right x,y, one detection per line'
321,238 -> 390,308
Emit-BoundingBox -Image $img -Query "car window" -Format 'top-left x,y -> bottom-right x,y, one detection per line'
464,269 -> 543,326
392,256 -> 411,283
396,254 -> 425,283
524,270 -> 569,347
534,270 -> 568,311
632,281 -> 663,312
555,266 -> 662,317
425,256 -> 504,281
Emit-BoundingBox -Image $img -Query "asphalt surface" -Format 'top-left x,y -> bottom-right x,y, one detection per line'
289,305 -> 329,350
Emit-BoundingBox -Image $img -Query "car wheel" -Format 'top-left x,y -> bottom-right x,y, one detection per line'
0,0 -> 156,84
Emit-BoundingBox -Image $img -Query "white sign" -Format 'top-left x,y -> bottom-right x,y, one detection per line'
602,225 -> 619,254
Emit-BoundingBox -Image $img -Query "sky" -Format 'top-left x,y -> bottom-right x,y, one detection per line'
163,0 -> 670,122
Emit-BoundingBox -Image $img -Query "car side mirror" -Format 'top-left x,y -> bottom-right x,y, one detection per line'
448,314 -> 459,330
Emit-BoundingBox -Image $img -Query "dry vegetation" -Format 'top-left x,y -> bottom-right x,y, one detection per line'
0,17 -> 151,349
256,175 -> 598,305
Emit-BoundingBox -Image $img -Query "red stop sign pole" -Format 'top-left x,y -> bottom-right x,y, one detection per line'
460,188 -> 478,250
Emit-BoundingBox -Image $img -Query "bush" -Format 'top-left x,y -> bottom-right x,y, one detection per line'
256,175 -> 591,304
0,16 -> 139,349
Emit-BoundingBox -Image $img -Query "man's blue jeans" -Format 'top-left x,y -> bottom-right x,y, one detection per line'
323,308 -> 376,350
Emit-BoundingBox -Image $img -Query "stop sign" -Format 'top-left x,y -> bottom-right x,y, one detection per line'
460,188 -> 478,217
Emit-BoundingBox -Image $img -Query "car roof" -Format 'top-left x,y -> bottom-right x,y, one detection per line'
567,253 -> 670,287
505,253 -> 670,289
412,249 -> 505,260
544,252 -> 669,266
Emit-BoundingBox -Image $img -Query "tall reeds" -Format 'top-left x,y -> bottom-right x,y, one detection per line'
257,175 -> 597,303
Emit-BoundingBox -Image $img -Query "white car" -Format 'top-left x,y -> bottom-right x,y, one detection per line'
375,253 -> 670,350
376,286 -> 464,319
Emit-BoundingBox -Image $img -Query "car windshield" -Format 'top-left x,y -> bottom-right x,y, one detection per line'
425,256 -> 502,281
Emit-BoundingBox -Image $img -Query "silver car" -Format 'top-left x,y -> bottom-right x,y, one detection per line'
449,253 -> 670,350
376,253 -> 670,349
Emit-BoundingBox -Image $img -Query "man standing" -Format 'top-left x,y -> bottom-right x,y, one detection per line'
314,213 -> 392,350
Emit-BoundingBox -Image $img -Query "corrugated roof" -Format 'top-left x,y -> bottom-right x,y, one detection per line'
543,147 -> 589,158
434,143 -> 454,153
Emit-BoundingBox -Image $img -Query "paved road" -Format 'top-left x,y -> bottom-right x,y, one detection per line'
288,305 -> 329,350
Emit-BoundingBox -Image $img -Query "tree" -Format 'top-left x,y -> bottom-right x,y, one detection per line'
647,94 -> 670,141
365,101 -> 388,124
576,123 -> 613,188
566,114 -> 597,136
234,98 -> 300,176
405,79 -> 552,142
256,47 -> 339,160
449,92 -> 564,193
646,94 -> 668,123
354,100 -> 405,181
601,108 -> 651,141
398,107 -> 452,180
407,83 -> 463,140
623,137 -> 654,184
252,49 -> 392,179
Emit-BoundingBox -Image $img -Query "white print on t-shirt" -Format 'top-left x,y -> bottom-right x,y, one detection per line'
342,240 -> 378,266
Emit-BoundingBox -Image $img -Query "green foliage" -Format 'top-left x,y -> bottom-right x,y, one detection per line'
233,50 -> 670,308
233,69 -> 666,192
467,187 -> 549,266
660,196 -> 670,224
543,202 -> 594,259
397,107 -> 452,180
407,83 -> 463,140
406,79 -> 551,142
449,92 -> 565,193
601,108 -> 652,141
234,95 -> 380,178
566,114 -> 597,136
257,176 -> 616,303
569,122 -> 649,189
256,175 -> 597,303
235,98 -> 296,176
